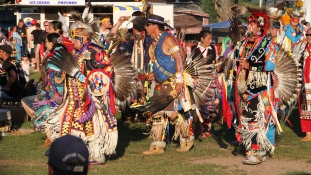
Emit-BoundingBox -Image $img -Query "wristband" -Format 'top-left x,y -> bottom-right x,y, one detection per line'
175,72 -> 183,83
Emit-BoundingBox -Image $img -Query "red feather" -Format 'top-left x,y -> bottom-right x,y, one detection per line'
248,7 -> 270,36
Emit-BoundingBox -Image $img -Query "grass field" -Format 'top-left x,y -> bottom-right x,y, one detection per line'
1,110 -> 311,175
0,71 -> 311,175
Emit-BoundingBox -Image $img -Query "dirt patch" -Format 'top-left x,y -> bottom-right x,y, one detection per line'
0,159 -> 45,166
9,128 -> 35,136
191,154 -> 311,175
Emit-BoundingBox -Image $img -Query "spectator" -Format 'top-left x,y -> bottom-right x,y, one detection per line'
13,19 -> 29,56
49,21 -> 74,52
31,23 -> 43,69
0,31 -> 8,45
35,21 -> 49,71
0,45 -> 26,99
27,19 -> 38,68
46,135 -> 90,175
306,22 -> 310,28
9,36 -> 21,61
301,19 -> 307,25
98,15 -> 111,47
20,54 -> 29,82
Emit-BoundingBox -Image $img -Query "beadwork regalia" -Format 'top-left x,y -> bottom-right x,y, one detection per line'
43,1 -> 136,164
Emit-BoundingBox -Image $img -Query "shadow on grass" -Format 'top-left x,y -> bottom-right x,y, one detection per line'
285,108 -> 304,137
107,117 -> 149,160
211,121 -> 246,157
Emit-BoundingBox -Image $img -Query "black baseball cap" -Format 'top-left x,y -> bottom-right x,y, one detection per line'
0,45 -> 13,55
46,135 -> 89,174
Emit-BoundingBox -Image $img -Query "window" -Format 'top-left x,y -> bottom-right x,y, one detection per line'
20,7 -> 40,22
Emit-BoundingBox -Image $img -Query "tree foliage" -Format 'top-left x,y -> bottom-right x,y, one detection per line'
201,0 -> 259,23
0,0 -> 14,10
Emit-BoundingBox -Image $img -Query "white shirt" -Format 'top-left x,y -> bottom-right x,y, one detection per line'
196,42 -> 219,59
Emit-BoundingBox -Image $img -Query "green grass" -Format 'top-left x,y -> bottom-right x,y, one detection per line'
29,69 -> 41,82
1,111 -> 311,175
0,70 -> 310,174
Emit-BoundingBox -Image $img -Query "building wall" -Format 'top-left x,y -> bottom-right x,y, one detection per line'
174,14 -> 203,34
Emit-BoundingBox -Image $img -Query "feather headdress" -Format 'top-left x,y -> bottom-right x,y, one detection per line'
69,0 -> 99,44
280,0 -> 304,25
58,12 -> 69,37
246,6 -> 271,36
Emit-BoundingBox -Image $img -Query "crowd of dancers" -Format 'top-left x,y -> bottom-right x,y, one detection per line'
1,0 -> 310,166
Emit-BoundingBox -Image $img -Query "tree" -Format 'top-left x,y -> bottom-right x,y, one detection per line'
215,0 -> 232,22
201,0 -> 259,23
0,0 -> 14,10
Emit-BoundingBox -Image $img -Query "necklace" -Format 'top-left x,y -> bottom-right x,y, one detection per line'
150,32 -> 163,62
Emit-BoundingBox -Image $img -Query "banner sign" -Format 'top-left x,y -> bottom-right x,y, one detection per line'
15,0 -> 85,5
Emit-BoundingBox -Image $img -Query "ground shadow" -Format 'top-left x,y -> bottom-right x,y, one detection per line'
285,108 -> 305,137
107,116 -> 149,160
210,121 -> 246,156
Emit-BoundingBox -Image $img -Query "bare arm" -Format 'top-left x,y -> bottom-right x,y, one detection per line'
163,36 -> 184,73
12,26 -> 16,32
163,36 -> 184,94
109,16 -> 127,36
2,70 -> 17,90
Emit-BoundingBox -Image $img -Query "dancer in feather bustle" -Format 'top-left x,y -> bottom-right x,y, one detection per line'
232,8 -> 280,165
142,14 -> 216,154
188,30 -> 219,138
31,34 -> 73,131
44,2 -> 136,164
114,11 -> 150,123
142,14 -> 185,154
231,6 -> 301,164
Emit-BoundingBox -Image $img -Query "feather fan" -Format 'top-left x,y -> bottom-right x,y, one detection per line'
228,18 -> 241,45
144,88 -> 177,114
48,49 -> 86,82
110,48 -> 136,101
274,44 -> 301,112
184,54 -> 216,107
223,49 -> 235,79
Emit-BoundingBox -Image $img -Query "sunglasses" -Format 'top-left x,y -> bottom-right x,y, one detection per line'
146,23 -> 153,27
306,34 -> 311,37
44,24 -> 49,26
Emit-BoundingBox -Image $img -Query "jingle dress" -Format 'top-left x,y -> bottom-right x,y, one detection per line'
298,43 -> 311,132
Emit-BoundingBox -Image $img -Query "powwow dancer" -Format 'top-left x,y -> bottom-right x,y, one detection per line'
111,11 -> 149,123
43,2 -> 136,164
228,6 -> 300,165
30,33 -> 76,133
142,14 -> 215,154
298,28 -> 311,142
188,30 -> 219,138
281,0 -> 305,52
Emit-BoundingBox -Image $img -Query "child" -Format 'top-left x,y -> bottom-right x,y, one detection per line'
21,54 -> 30,82
10,37 -> 21,61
